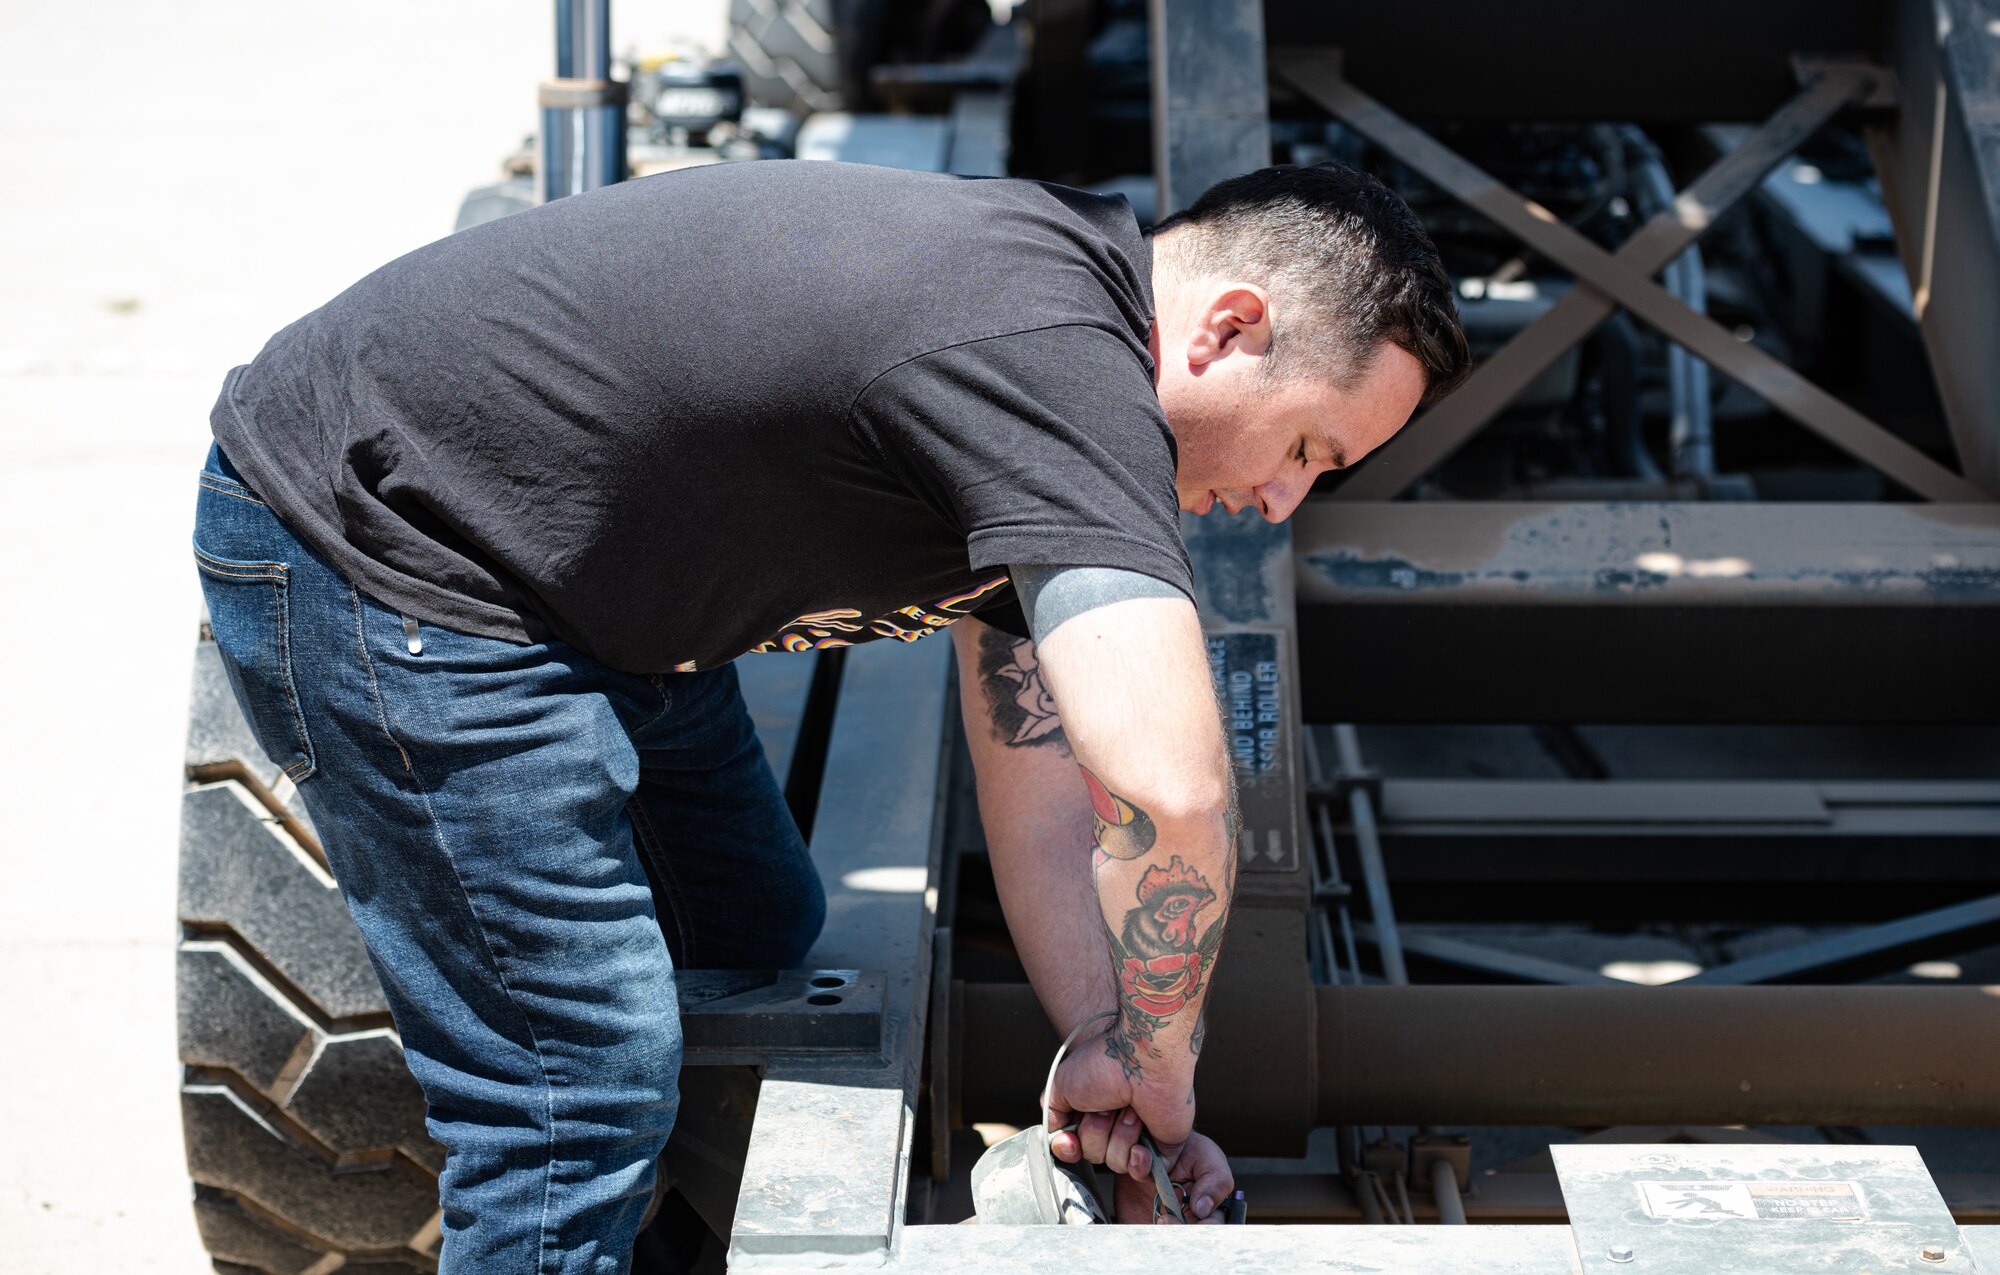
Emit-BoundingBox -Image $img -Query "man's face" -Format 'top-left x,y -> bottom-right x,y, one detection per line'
1152,285 -> 1427,522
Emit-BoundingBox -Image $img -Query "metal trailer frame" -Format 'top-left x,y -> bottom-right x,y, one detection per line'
704,642 -> 2000,1266
715,0 -> 1999,1265
501,0 -> 2000,1268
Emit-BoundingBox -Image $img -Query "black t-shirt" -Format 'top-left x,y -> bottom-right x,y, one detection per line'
211,160 -> 1188,673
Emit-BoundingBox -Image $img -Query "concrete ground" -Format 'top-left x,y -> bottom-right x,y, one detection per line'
0,3 -> 720,1269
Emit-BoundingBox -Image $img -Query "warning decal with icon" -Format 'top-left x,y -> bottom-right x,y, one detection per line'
1638,1181 -> 1868,1222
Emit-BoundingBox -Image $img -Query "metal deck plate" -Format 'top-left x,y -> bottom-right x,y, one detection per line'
1554,1144 -> 1978,1274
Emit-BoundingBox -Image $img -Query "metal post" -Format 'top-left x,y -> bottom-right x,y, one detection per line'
1430,1157 -> 1468,1225
1142,0 -> 1318,1156
540,0 -> 626,204
1872,0 -> 2000,497
1334,724 -> 1406,985
1147,0 -> 1270,216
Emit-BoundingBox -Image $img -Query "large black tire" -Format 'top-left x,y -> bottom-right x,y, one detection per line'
725,0 -> 884,115
178,615 -> 445,1273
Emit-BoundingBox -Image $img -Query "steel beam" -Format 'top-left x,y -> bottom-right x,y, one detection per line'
1270,60 -> 1876,499
1181,1167 -> 2000,1226
722,1222 -> 2000,1273
1291,501 -> 2000,722
1351,921 -> 1622,986
1148,0 -> 1269,217
1147,0 -> 1319,1158
728,639 -> 952,1268
1356,779 -> 2000,924
1281,57 -> 1990,502
678,970 -> 884,1059
1683,890 -> 2000,985
1872,0 -> 2000,495
1264,2 -> 1887,123
956,982 -> 2000,1127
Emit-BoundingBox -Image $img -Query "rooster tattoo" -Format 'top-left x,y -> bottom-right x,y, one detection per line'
1109,855 -> 1220,1039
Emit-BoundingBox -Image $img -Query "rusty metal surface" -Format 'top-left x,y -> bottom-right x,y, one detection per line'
1290,503 -> 2000,718
954,982 -> 2000,1130
1314,986 -> 2000,1127
1294,502 -> 2000,607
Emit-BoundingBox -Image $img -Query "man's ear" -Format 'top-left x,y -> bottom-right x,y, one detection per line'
1184,284 -> 1273,369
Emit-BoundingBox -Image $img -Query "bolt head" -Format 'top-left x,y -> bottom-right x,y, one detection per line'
1608,1244 -> 1636,1264
1921,1243 -> 1948,1262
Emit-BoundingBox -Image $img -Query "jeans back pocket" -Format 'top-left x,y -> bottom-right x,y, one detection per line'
194,475 -> 317,782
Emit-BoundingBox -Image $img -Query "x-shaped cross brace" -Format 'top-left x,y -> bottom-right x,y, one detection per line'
1275,53 -> 1992,503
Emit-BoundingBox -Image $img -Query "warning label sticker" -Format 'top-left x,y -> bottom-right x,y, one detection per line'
1638,1181 -> 1867,1222
1204,630 -> 1298,874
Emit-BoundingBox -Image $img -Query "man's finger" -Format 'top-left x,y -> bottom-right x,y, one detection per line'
1183,1167 -> 1234,1220
1104,1108 -> 1141,1177
1163,1133 -> 1235,1220
1044,1089 -> 1078,1160
1128,1140 -> 1151,1180
1042,1090 -> 1070,1131
1076,1111 -> 1116,1164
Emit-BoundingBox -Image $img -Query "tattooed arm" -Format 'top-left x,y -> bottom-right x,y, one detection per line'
1026,584 -> 1233,1100
951,615 -> 1116,1043
950,570 -> 1233,1173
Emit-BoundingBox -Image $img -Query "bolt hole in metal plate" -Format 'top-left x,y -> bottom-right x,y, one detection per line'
1553,1145 -> 1978,1274
806,993 -> 842,1006
809,975 -> 848,989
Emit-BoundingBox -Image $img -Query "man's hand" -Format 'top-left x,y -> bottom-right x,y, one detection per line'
1044,1018 -> 1192,1181
1109,1133 -> 1236,1224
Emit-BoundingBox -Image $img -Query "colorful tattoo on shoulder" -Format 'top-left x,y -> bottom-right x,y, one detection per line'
977,629 -> 1067,751
1081,767 -> 1156,862
1105,854 -> 1222,1045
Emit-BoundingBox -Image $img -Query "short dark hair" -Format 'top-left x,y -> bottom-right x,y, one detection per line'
1154,163 -> 1470,404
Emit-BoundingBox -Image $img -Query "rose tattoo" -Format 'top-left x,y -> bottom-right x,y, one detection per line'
978,629 -> 1067,750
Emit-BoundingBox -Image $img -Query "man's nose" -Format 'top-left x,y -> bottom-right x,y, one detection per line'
1254,474 -> 1311,523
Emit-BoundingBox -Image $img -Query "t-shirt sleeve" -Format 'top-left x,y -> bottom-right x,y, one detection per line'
970,591 -> 1031,639
850,324 -> 1193,599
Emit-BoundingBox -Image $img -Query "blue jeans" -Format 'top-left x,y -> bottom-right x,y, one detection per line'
192,442 -> 825,1273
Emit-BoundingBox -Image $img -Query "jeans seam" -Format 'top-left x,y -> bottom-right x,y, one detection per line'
348,584 -> 565,1272
196,543 -> 315,777
638,674 -> 674,733
193,549 -> 285,581
194,563 -> 283,580
199,476 -> 266,506
626,795 -> 698,968
268,570 -> 316,781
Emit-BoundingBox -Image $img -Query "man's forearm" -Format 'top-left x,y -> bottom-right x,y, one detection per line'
952,598 -> 1236,1094
1080,766 -> 1232,1084
952,620 -> 1120,1039
1029,595 -> 1235,1090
